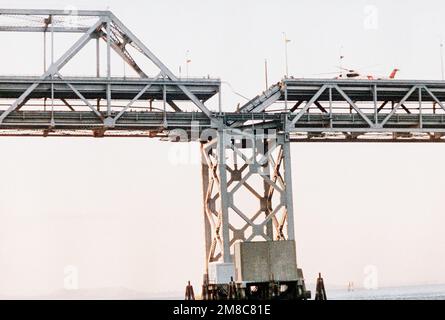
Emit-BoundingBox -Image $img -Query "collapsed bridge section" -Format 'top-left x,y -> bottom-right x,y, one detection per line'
234,78 -> 445,142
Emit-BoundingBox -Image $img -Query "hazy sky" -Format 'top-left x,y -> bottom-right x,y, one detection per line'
0,0 -> 444,297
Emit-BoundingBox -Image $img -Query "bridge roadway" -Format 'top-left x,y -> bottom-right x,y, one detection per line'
0,76 -> 220,101
0,77 -> 444,141
0,110 -> 443,141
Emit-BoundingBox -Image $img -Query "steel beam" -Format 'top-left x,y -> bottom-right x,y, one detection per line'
0,26 -> 90,33
0,9 -> 111,16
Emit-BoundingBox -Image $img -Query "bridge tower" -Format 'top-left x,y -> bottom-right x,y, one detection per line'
200,126 -> 309,299
201,129 -> 295,263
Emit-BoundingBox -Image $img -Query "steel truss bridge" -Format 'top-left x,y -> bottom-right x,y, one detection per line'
1,9 -> 444,284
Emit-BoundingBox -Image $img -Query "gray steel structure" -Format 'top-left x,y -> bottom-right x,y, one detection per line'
1,9 -> 445,281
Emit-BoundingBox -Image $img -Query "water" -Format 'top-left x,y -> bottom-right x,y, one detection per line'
8,284 -> 440,300
327,284 -> 445,300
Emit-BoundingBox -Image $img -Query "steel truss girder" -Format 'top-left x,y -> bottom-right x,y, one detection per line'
284,83 -> 445,133
201,130 -> 295,267
0,10 -> 217,127
0,17 -> 105,124
223,79 -> 445,141
108,13 -> 213,118
0,9 -> 112,16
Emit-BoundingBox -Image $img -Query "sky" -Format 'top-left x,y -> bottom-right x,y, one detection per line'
0,0 -> 444,297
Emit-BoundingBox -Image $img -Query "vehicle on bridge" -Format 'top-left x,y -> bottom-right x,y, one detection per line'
335,67 -> 399,80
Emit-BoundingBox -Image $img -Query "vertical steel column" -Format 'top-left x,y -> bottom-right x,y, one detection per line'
282,135 -> 296,241
50,20 -> 55,114
96,37 -> 100,77
284,82 -> 288,112
263,135 -> 274,240
217,129 -> 231,263
43,31 -> 47,72
373,84 -> 378,126
96,36 -> 101,111
218,83 -> 222,114
106,18 -> 111,116
163,84 -> 167,126
419,87 -> 423,128
43,27 -> 47,112
200,143 -> 212,272
329,86 -> 333,128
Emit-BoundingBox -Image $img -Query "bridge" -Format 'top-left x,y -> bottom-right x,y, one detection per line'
0,8 -> 444,299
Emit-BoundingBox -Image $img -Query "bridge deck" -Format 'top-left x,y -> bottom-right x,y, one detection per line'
282,78 -> 445,102
0,77 -> 443,140
0,76 -> 220,101
0,111 -> 442,141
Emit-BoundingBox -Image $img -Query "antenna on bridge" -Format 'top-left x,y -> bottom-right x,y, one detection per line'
282,32 -> 290,78
440,39 -> 444,80
264,59 -> 269,89
339,45 -> 344,71
186,50 -> 191,78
